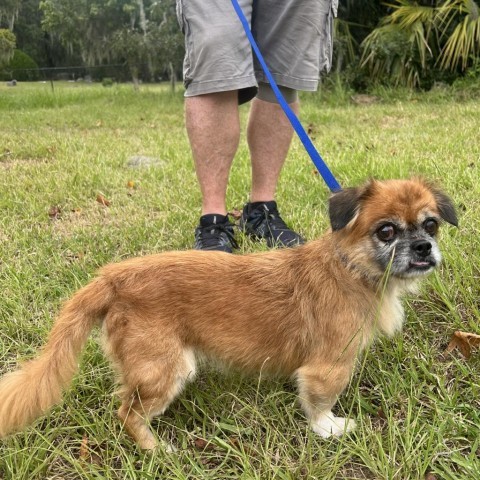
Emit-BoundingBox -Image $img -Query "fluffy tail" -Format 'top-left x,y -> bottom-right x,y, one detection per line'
0,276 -> 115,437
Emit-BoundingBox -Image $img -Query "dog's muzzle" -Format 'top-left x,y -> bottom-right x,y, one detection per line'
409,239 -> 436,271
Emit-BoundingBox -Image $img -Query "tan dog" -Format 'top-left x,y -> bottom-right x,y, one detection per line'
0,178 -> 457,449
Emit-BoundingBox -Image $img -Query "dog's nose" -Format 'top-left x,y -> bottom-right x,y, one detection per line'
411,240 -> 432,257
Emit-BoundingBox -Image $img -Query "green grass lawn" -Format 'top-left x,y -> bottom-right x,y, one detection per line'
0,81 -> 479,479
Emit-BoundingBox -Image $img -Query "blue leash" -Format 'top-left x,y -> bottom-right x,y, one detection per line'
230,0 -> 342,193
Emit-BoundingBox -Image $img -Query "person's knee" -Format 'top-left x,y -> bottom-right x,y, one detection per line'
256,82 -> 298,104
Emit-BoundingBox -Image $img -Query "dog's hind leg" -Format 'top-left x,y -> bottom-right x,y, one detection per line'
117,347 -> 196,450
295,361 -> 356,438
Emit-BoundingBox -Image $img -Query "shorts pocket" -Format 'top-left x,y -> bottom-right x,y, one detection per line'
175,0 -> 185,33
175,0 -> 193,86
319,0 -> 337,73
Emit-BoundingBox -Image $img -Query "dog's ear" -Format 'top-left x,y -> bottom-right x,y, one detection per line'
433,189 -> 458,227
328,187 -> 362,231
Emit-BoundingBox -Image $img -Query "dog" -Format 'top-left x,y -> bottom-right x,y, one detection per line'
0,178 -> 457,450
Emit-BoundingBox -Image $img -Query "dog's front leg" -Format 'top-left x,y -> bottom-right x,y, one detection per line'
295,361 -> 356,438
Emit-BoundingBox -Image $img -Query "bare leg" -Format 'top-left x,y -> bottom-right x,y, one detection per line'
247,98 -> 299,203
185,91 -> 240,216
296,362 -> 356,438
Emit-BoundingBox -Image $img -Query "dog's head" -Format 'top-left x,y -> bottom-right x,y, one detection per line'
328,178 -> 457,280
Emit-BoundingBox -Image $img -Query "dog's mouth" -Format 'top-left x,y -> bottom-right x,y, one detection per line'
408,259 -> 436,271
394,258 -> 437,279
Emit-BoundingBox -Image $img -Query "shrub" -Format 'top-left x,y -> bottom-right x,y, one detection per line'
102,77 -> 114,87
0,49 -> 40,81
0,29 -> 16,66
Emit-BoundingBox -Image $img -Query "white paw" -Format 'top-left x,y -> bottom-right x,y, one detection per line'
311,411 -> 356,438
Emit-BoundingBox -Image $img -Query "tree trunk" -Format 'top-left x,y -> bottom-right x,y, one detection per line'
169,62 -> 176,92
131,66 -> 140,91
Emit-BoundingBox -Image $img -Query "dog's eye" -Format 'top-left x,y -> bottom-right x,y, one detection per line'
423,219 -> 438,236
376,224 -> 397,242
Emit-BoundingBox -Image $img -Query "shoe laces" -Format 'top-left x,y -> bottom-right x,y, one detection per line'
197,222 -> 238,249
248,205 -> 289,232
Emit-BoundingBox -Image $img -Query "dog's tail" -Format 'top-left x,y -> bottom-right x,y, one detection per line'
0,276 -> 114,437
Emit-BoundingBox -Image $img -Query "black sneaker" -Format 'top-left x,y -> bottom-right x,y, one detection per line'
194,214 -> 238,253
240,201 -> 305,248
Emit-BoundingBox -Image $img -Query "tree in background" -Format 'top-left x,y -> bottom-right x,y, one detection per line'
1,0 -> 478,89
333,0 -> 390,90
0,48 -> 39,80
361,0 -> 480,88
440,0 -> 480,71
39,0 -> 183,85
111,27 -> 150,88
0,29 -> 16,68
40,0 -> 131,66
110,0 -> 184,87
0,0 -> 22,30
148,0 -> 184,85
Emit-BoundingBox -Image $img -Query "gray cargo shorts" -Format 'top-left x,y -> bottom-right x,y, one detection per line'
176,0 -> 338,103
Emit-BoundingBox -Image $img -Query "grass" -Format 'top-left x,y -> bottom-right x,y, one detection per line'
0,81 -> 479,479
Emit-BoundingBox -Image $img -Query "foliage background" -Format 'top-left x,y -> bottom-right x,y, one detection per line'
0,0 -> 479,88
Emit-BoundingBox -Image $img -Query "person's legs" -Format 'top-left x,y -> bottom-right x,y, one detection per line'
177,0 -> 256,251
186,91 -> 240,253
238,0 -> 337,248
239,84 -> 304,248
177,0 -> 335,250
185,91 -> 240,217
247,96 -> 299,203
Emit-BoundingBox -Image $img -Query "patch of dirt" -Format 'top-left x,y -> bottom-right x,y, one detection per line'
50,205 -> 113,240
338,461 -> 379,479
0,157 -> 51,170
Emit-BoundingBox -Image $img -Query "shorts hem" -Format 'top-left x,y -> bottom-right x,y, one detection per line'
185,76 -> 258,97
254,71 -> 319,92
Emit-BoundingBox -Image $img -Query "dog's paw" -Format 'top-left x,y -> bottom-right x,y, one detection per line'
139,438 -> 177,453
311,412 -> 356,438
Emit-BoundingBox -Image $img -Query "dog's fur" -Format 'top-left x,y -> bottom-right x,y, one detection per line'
0,178 -> 457,449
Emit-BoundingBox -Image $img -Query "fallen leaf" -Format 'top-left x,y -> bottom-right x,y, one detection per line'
193,437 -> 215,451
127,180 -> 135,189
78,436 -> 103,465
228,209 -> 242,220
377,407 -> 386,420
96,194 -> 110,207
228,436 -> 255,456
79,436 -> 89,461
48,205 -> 61,219
445,331 -> 480,359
